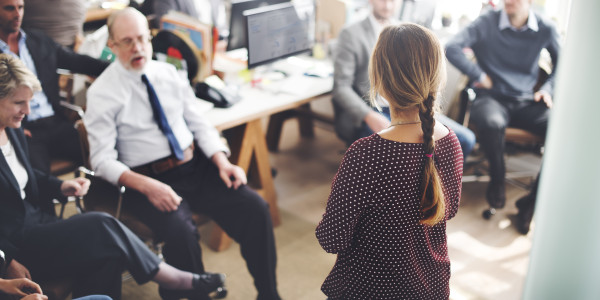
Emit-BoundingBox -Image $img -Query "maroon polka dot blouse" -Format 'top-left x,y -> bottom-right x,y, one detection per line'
316,131 -> 463,300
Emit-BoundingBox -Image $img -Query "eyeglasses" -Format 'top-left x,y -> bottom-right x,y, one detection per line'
113,35 -> 152,49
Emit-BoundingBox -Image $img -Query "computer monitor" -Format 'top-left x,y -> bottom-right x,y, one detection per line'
227,0 -> 290,52
244,1 -> 315,69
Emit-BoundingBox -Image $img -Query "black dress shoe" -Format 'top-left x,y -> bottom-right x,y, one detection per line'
515,194 -> 535,235
159,272 -> 227,300
486,181 -> 506,209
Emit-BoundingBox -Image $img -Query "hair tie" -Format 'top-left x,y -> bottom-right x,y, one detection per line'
425,153 -> 433,158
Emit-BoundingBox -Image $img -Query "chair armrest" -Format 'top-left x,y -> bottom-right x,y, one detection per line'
76,166 -> 126,219
59,100 -> 85,120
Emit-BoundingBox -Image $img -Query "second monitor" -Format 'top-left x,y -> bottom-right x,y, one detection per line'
227,0 -> 290,52
244,1 -> 315,69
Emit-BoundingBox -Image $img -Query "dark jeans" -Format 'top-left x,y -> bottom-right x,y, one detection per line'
470,91 -> 548,191
24,115 -> 82,174
123,152 -> 280,300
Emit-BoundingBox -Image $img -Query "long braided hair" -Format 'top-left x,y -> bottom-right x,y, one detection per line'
369,23 -> 446,226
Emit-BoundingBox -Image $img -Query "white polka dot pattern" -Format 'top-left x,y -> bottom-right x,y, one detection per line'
316,130 -> 463,300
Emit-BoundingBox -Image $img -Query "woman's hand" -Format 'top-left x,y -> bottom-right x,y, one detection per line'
60,177 -> 90,197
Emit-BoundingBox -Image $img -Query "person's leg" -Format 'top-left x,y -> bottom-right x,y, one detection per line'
171,155 -> 280,300
122,188 -> 206,276
435,114 -> 476,159
510,101 -> 548,234
18,212 -> 162,299
515,171 -> 540,234
19,211 -> 223,299
509,100 -> 549,138
469,94 -> 511,208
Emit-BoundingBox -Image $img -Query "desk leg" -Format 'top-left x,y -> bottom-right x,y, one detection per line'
229,119 -> 281,226
297,103 -> 315,138
266,103 -> 316,152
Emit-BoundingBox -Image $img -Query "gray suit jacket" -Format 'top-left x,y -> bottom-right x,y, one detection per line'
332,17 -> 377,144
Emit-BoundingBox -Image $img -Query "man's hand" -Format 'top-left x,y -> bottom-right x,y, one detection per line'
142,179 -> 182,212
60,177 -> 90,197
534,90 -> 553,108
23,129 -> 32,138
364,111 -> 390,133
21,294 -> 48,300
212,152 -> 247,189
0,278 -> 43,298
5,260 -> 31,280
118,171 -> 182,212
474,74 -> 493,89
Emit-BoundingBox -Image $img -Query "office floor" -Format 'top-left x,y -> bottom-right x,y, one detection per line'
65,99 -> 540,300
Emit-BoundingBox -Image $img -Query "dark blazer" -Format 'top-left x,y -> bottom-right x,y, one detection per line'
0,128 -> 62,264
0,29 -> 110,119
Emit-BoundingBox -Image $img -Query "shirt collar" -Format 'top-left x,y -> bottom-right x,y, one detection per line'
114,57 -> 147,81
0,29 -> 27,53
499,9 -> 538,32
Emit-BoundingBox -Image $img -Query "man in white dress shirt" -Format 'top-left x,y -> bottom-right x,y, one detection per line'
84,8 -> 280,300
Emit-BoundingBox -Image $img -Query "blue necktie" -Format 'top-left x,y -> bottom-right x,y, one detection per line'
141,74 -> 185,160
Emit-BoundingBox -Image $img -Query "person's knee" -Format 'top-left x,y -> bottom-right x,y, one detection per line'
473,114 -> 506,131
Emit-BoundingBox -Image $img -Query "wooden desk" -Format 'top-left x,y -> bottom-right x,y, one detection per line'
203,66 -> 333,250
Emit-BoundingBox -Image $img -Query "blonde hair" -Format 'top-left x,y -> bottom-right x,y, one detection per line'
0,54 -> 42,99
369,23 -> 447,226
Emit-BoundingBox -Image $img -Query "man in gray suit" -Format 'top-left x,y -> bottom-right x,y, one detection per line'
333,0 -> 475,157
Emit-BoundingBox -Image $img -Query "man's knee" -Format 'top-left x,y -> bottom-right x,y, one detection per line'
472,113 -> 507,131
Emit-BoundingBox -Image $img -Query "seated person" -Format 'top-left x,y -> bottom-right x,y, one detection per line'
332,0 -> 475,158
0,54 -> 225,300
445,0 -> 559,232
0,0 -> 110,174
84,8 -> 280,300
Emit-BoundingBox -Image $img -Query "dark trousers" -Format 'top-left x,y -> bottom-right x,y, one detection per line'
123,152 -> 279,300
17,207 -> 161,300
24,115 -> 83,174
470,91 -> 548,204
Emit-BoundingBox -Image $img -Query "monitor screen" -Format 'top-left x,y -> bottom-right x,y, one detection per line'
244,1 -> 315,69
227,0 -> 290,52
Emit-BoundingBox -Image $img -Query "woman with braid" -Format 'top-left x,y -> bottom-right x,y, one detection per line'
316,23 -> 464,300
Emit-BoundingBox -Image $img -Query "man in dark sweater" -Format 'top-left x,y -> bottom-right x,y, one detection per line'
445,0 -> 560,234
0,0 -> 109,174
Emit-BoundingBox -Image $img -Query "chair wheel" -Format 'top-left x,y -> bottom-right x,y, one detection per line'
213,287 -> 227,299
482,208 -> 496,220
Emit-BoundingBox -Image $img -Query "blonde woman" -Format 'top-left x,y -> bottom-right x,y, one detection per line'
0,54 -> 225,300
316,24 -> 463,299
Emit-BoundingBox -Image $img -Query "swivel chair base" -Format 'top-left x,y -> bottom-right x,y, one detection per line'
482,207 -> 497,220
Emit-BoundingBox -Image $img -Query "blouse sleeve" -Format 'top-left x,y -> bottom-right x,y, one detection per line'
316,143 -> 372,253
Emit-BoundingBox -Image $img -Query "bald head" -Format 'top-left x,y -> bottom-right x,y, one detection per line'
107,7 -> 152,71
107,7 -> 148,39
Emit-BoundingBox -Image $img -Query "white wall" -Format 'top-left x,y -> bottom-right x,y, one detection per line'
522,0 -> 600,299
